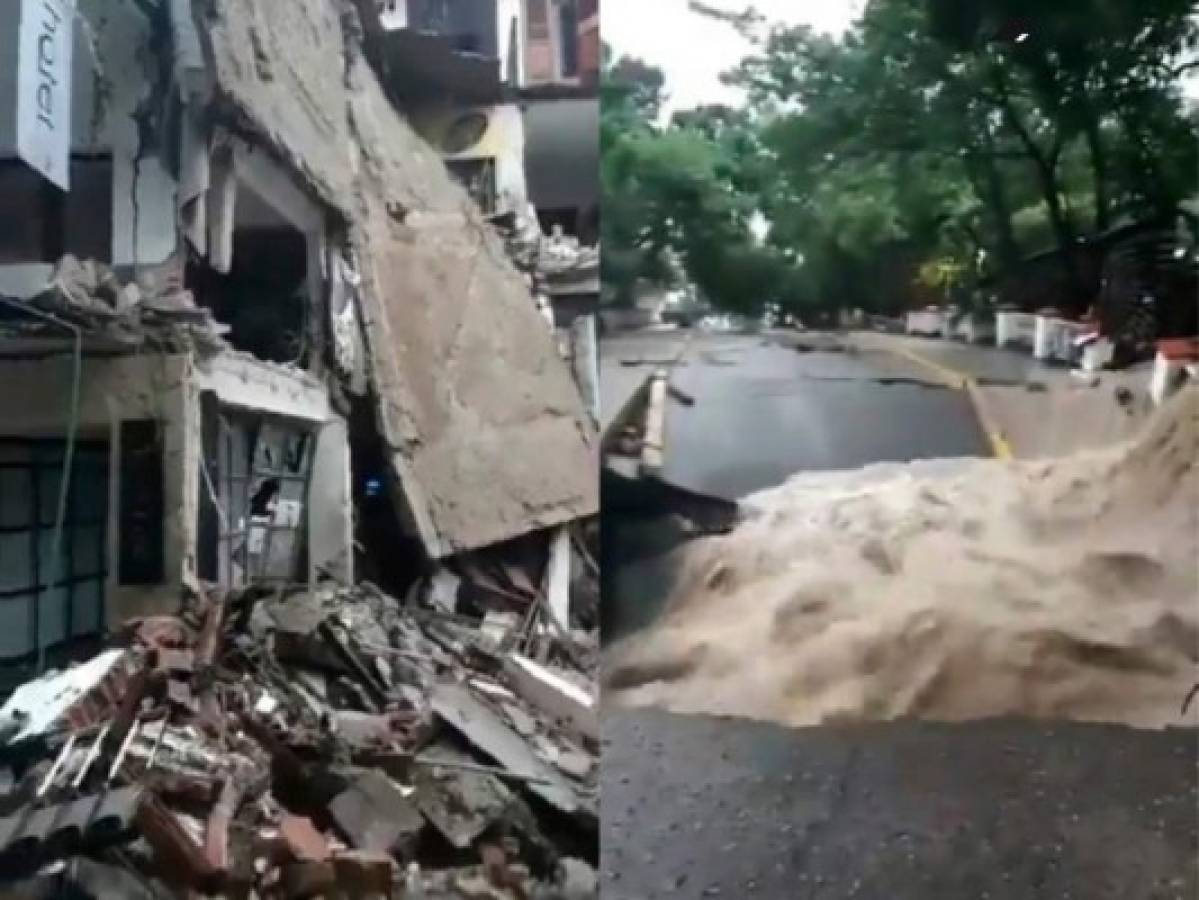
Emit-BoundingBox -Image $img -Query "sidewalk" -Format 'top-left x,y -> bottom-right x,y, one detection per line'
853,332 -> 1152,459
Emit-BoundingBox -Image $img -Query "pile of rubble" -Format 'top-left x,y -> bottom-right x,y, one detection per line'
494,214 -> 599,300
0,255 -> 229,355
0,534 -> 599,897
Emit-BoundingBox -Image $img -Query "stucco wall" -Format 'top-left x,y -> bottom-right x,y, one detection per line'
0,0 -> 177,274
309,416 -> 353,583
345,52 -> 597,556
0,349 -> 350,631
197,0 -> 355,209
199,0 -> 597,557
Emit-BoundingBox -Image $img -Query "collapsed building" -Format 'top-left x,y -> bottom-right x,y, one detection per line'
366,0 -> 601,419
0,0 -> 599,894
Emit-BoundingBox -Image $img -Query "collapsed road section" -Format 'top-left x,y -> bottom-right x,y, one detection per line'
0,0 -> 599,894
606,385 -> 1199,728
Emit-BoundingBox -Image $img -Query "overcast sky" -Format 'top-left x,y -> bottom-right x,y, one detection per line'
602,0 -> 866,115
603,2 -> 1199,111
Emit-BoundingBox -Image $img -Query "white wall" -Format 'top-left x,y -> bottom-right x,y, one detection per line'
0,0 -> 178,279
309,416 -> 353,583
906,309 -> 945,336
488,103 -> 529,215
497,0 -> 523,85
191,351 -> 331,422
996,311 -> 1037,348
409,101 -> 530,216
380,0 -> 410,30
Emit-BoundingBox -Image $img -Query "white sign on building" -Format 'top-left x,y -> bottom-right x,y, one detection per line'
17,0 -> 74,191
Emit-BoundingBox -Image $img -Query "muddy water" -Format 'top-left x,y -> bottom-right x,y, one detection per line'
605,388 -> 1199,729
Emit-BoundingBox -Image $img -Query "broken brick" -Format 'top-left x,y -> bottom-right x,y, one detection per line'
279,815 -> 330,863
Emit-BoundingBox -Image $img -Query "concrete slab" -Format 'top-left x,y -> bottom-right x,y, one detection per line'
200,1 -> 598,557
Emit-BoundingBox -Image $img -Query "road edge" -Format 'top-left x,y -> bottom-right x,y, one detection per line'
886,344 -> 1014,461
638,331 -> 695,476
639,370 -> 668,475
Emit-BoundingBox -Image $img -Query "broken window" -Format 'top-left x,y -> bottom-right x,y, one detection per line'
525,0 -> 554,83
558,1 -> 579,78
0,441 -> 108,662
198,404 -> 314,588
411,0 -> 498,55
527,0 -> 550,41
188,229 -> 310,365
537,207 -> 584,240
446,158 -> 498,214
118,421 -> 164,585
0,157 -> 113,264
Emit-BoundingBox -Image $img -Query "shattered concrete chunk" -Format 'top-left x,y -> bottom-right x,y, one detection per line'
431,683 -> 583,818
503,654 -> 598,743
411,743 -> 514,850
328,769 -> 425,855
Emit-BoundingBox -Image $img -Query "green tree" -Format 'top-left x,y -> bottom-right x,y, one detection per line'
601,0 -> 1197,316
601,48 -> 793,316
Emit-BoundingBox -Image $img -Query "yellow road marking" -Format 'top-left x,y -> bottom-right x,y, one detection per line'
892,347 -> 969,389
888,345 -> 1014,461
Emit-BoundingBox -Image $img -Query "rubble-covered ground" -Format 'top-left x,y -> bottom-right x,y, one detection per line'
0,527 -> 598,898
606,388 -> 1199,730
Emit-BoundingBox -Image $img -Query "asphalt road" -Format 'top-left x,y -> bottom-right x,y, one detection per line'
601,710 -> 1199,900
661,333 -> 989,499
870,332 -> 1053,384
602,330 -> 990,642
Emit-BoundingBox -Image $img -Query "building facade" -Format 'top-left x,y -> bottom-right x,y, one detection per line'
0,0 -> 597,672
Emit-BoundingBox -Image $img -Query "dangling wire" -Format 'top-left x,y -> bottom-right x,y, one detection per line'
0,297 -> 82,675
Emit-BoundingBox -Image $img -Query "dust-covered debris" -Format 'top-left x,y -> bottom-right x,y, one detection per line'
606,388 -> 1199,730
0,525 -> 599,897
0,255 -> 230,355
494,214 -> 599,299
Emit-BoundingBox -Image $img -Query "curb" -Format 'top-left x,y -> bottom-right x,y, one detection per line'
603,331 -> 696,470
639,370 -> 668,476
639,331 -> 695,475
886,345 -> 1014,461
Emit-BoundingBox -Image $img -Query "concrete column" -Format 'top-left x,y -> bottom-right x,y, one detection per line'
1033,315 -> 1049,359
570,314 -> 599,424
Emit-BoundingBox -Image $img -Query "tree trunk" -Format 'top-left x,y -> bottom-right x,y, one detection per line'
1082,111 -> 1110,232
988,66 -> 1089,305
975,124 -> 1021,268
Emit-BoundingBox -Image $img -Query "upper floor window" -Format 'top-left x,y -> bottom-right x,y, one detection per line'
0,157 -> 112,265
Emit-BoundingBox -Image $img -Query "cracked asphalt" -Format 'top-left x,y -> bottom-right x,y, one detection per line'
660,333 -> 988,500
601,710 -> 1198,899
